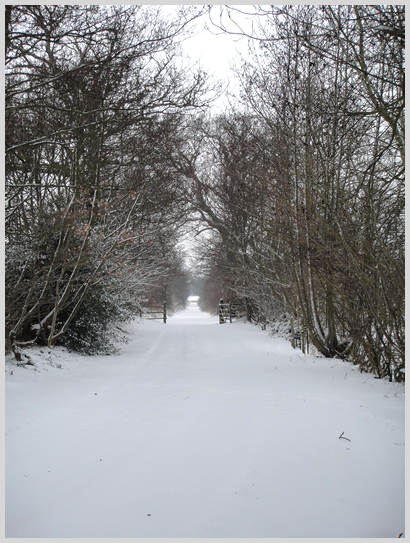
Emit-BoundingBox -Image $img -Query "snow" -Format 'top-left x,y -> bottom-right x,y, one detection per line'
5,302 -> 405,538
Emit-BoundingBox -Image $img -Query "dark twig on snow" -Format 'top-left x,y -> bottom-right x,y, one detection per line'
339,431 -> 351,442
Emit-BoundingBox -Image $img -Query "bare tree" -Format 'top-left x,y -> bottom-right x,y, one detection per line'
203,5 -> 404,379
5,5 -> 213,355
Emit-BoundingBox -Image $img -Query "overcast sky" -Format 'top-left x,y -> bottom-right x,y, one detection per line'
166,5 -> 257,110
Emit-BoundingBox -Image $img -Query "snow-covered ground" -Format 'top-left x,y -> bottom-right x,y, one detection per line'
5,301 -> 405,538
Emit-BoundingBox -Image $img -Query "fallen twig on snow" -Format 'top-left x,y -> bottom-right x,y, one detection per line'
339,431 -> 351,442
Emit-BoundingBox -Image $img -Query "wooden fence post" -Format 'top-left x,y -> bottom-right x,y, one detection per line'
219,299 -> 225,324
306,327 -> 309,354
163,301 -> 167,324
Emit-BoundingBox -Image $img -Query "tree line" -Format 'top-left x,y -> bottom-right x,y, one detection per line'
5,5 -> 209,355
181,6 -> 404,381
5,6 -> 404,381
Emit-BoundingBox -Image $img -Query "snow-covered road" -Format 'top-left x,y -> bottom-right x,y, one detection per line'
5,302 -> 405,537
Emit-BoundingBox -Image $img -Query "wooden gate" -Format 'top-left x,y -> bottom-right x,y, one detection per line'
141,301 -> 167,323
218,299 -> 232,324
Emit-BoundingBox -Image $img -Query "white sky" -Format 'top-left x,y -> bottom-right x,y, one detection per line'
183,8 -> 251,77
165,5 -> 258,110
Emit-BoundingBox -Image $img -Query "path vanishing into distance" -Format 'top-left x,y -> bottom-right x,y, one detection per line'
5,301 -> 405,538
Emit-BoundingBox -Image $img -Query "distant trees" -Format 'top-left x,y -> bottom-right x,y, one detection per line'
179,113 -> 292,323
5,5 -> 209,355
189,5 -> 404,380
